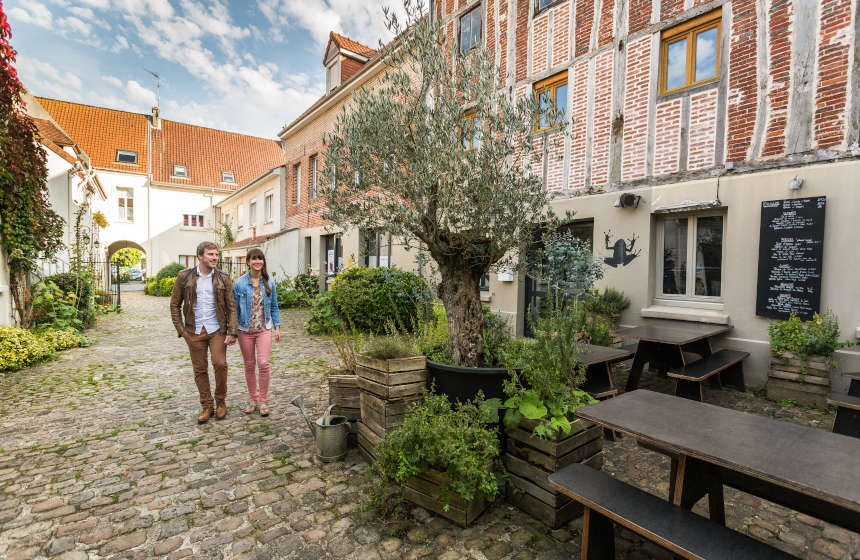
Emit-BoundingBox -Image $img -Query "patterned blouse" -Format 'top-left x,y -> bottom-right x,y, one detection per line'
248,284 -> 266,333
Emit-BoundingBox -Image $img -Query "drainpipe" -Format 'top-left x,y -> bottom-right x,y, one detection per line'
146,116 -> 152,278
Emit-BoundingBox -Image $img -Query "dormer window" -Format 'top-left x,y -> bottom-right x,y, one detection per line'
326,58 -> 341,92
116,149 -> 138,164
173,165 -> 187,178
222,171 -> 235,183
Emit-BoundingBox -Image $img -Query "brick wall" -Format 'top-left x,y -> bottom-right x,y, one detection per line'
761,0 -> 792,158
726,0 -> 758,162
814,0 -> 852,149
688,89 -> 718,169
499,0 -> 509,78
569,60 -> 589,188
660,0 -> 683,19
597,0 -> 615,47
532,12 -> 550,74
340,55 -> 366,84
622,36 -> 651,180
628,0 -> 652,34
575,0 -> 595,57
515,0 -> 529,81
654,98 -> 681,175
552,3 -> 571,67
591,50 -> 615,187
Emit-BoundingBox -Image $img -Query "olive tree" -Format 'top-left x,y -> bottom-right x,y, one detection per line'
323,0 -> 562,366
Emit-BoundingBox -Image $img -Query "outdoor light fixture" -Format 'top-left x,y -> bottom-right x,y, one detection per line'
613,192 -> 641,209
789,176 -> 804,190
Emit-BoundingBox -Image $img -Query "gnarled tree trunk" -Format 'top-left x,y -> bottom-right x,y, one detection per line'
437,261 -> 485,367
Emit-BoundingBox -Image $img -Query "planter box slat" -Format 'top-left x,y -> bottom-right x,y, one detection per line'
355,355 -> 427,373
506,435 -> 602,473
331,407 -> 360,421
358,376 -> 426,400
360,392 -> 421,437
768,353 -> 831,409
507,423 -> 601,459
403,469 -> 487,527
356,421 -> 381,461
508,471 -> 571,508
356,365 -> 428,386
768,370 -> 831,386
329,374 -> 360,410
771,353 -> 829,372
506,484 -> 584,528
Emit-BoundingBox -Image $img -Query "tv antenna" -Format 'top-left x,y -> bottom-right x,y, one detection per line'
144,68 -> 161,107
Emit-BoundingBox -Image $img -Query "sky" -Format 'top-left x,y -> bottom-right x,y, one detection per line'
5,0 -> 405,138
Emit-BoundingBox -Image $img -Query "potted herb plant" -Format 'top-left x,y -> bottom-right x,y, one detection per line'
767,311 -> 849,409
501,306 -> 601,528
371,391 -> 504,527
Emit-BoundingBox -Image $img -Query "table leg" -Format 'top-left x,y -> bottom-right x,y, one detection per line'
625,343 -> 651,392
673,456 -> 726,525
581,507 -> 615,560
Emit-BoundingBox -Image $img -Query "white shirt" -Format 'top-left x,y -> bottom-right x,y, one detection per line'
193,266 -> 221,334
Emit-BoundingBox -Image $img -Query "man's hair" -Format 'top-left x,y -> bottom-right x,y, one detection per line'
197,241 -> 219,256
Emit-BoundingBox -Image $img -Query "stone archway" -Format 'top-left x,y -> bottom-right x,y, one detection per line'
106,240 -> 147,287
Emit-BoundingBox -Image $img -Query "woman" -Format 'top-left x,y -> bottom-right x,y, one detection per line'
233,248 -> 281,416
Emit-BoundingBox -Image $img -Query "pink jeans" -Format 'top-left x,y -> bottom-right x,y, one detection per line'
237,330 -> 272,403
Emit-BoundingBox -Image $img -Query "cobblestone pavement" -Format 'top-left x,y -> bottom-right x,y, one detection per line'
0,292 -> 856,560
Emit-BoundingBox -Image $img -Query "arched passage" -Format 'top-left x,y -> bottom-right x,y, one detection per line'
106,240 -> 148,289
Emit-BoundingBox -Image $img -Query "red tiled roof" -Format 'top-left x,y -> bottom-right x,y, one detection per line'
225,232 -> 275,250
151,120 -> 284,190
36,97 -> 149,175
327,32 -> 379,62
35,97 -> 285,191
32,117 -> 74,147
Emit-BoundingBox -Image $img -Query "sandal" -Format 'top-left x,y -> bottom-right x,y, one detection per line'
259,403 -> 269,417
244,400 -> 258,414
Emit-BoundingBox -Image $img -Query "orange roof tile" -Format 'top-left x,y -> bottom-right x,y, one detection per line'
35,97 -> 285,191
32,117 -> 74,147
327,32 -> 379,63
36,97 -> 149,175
225,232 -> 275,250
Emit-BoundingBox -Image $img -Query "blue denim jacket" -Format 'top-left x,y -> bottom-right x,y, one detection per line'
232,273 -> 281,330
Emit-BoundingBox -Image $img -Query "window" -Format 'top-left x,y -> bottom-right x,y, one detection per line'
249,202 -> 257,226
222,171 -> 236,183
534,0 -> 559,12
329,164 -> 337,190
264,193 -> 273,222
534,72 -> 568,132
460,110 -> 481,150
310,155 -> 318,199
179,255 -> 197,267
362,229 -> 392,267
117,188 -> 134,222
354,170 -> 360,186
173,165 -> 187,178
326,59 -> 341,92
657,213 -> 725,302
459,5 -> 482,52
183,213 -> 204,228
116,150 -> 138,164
304,237 -> 312,268
237,205 -> 244,230
479,273 -> 490,291
660,10 -> 720,95
293,163 -> 301,205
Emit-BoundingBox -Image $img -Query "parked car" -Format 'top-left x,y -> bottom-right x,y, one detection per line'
127,268 -> 143,281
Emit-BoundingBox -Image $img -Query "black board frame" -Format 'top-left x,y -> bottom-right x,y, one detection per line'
755,196 -> 826,320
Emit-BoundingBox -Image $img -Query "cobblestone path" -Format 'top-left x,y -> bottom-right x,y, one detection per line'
0,292 -> 856,559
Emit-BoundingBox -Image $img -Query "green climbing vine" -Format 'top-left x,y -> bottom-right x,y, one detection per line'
0,1 -> 65,326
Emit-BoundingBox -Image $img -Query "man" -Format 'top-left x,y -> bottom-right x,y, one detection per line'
170,242 -> 237,423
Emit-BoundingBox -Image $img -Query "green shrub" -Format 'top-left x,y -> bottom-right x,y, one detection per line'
372,391 -> 504,511
768,312 -> 849,358
0,326 -> 54,371
39,328 -> 84,351
329,267 -> 432,333
30,281 -> 83,331
361,335 -> 417,360
306,292 -> 343,334
44,272 -> 93,326
119,270 -> 132,283
583,287 -> 630,317
159,277 -> 176,297
294,273 -> 320,299
156,262 -> 185,282
144,278 -> 159,296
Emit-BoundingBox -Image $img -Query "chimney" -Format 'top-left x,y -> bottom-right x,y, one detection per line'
151,106 -> 160,129
252,226 -> 257,241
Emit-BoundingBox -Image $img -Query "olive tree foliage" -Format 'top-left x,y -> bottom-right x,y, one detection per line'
322,0 -> 564,367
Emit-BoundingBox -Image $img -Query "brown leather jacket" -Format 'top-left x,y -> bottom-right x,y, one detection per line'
170,267 -> 237,337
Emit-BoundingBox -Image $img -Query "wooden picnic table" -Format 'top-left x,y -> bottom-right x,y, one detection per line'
615,321 -> 731,392
575,390 -> 860,533
577,343 -> 634,399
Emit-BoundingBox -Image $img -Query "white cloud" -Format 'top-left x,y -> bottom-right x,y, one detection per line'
67,6 -> 95,19
16,55 -> 84,99
8,2 -> 53,29
126,80 -> 157,106
111,35 -> 130,52
102,75 -> 123,88
58,16 -> 92,37
77,0 -> 110,8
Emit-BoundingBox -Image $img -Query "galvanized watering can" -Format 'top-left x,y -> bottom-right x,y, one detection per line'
290,395 -> 349,462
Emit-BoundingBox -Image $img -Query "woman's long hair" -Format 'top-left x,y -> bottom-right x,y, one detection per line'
246,248 -> 271,296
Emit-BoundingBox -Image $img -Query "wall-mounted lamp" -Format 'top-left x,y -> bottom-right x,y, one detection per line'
613,192 -> 641,209
789,176 -> 804,190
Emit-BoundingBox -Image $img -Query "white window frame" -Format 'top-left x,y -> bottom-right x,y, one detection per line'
237,205 -> 245,230
264,192 -> 273,222
172,164 -> 187,178
221,171 -> 235,184
311,155 -> 318,199
116,149 -> 138,164
249,201 -> 257,227
117,187 -> 134,222
326,58 -> 341,93
294,163 -> 301,206
182,213 -> 205,229
654,211 -> 726,308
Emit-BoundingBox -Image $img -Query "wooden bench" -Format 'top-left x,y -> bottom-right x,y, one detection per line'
828,392 -> 860,439
668,349 -> 749,401
548,464 -> 795,560
620,342 -> 639,355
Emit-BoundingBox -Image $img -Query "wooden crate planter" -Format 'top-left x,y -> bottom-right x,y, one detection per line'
356,421 -> 381,462
403,469 -> 488,527
356,355 -> 427,400
360,391 -> 421,437
504,418 -> 603,528
767,352 -> 831,409
328,373 -> 360,420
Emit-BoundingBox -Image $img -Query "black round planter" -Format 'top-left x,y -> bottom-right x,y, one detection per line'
426,359 -> 512,403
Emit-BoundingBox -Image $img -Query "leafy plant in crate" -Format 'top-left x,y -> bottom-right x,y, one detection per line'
371,391 -> 504,526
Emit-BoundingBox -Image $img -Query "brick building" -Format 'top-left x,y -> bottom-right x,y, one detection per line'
431,0 -> 859,384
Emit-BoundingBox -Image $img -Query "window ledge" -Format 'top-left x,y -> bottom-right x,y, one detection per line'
480,291 -> 491,302
640,305 -> 730,325
180,227 -> 207,232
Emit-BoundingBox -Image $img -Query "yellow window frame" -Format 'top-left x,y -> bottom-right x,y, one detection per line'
659,9 -> 721,96
533,72 -> 567,132
459,110 -> 479,151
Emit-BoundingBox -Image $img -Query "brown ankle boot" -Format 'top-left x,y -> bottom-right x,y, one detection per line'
215,402 -> 227,420
198,407 -> 214,424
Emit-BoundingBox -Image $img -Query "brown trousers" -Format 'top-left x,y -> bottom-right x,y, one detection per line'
184,328 -> 228,408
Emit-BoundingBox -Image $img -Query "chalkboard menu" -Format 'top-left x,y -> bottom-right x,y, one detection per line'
755,196 -> 826,320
